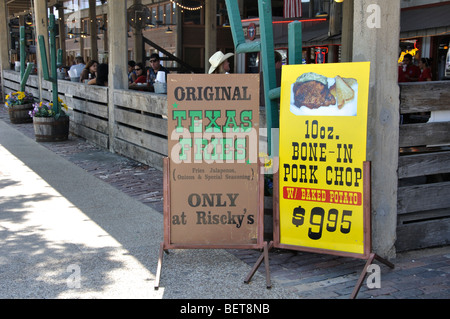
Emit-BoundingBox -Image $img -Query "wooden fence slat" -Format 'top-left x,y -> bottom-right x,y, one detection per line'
71,124 -> 109,149
115,124 -> 168,156
399,122 -> 450,147
72,112 -> 108,133
398,208 -> 450,225
114,89 -> 167,116
58,81 -> 108,103
113,138 -> 165,171
400,81 -> 450,113
397,181 -> 450,214
396,218 -> 450,252
66,97 -> 108,118
114,108 -> 167,136
398,151 -> 450,178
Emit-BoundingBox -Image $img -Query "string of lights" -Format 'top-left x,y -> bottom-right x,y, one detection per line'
169,0 -> 203,11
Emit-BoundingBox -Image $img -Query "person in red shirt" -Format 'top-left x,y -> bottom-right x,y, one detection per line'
129,63 -> 151,91
133,63 -> 147,84
419,58 -> 432,81
398,54 -> 420,82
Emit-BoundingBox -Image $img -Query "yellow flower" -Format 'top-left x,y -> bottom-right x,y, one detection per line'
5,95 -> 10,100
259,152 -> 273,169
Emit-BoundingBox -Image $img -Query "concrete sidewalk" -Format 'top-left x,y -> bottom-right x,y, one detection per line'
0,107 -> 449,300
0,119 -> 295,299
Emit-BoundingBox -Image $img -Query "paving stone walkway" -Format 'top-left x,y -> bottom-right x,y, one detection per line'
1,106 -> 448,299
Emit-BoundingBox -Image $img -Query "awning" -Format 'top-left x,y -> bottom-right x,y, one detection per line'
275,2 -> 450,47
400,2 -> 450,39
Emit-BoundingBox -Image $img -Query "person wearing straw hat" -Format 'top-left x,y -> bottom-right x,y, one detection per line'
208,51 -> 234,74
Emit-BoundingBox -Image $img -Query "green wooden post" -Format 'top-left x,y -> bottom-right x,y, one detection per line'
20,63 -> 34,92
258,0 -> 278,156
20,26 -> 26,80
288,21 -> 303,65
38,35 -> 50,80
19,26 -> 34,92
37,14 -> 60,117
49,14 -> 59,114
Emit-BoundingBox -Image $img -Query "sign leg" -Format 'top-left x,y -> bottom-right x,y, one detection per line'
264,241 -> 272,289
351,253 -> 395,299
244,241 -> 272,288
351,253 -> 375,299
374,254 -> 395,269
154,242 -> 166,290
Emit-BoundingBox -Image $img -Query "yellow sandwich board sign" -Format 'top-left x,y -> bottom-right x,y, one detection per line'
276,62 -> 371,257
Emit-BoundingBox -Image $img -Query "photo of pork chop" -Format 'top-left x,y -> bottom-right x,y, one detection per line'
292,72 -> 336,109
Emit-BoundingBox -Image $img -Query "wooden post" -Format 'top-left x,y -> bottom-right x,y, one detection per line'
133,0 -> 143,64
205,0 -> 217,72
58,6 -> 67,67
89,0 -> 98,62
108,0 -> 128,152
352,0 -> 401,258
341,0 -> 354,62
102,13 -> 108,59
0,0 -> 10,97
34,0 -> 49,101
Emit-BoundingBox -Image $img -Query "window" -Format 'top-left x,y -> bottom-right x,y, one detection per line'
152,7 -> 157,25
172,2 -> 177,23
158,5 -> 164,24
165,4 -> 171,24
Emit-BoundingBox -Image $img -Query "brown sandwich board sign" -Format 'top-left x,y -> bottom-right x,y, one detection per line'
154,74 -> 270,289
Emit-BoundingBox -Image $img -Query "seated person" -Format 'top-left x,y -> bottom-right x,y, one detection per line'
69,56 -> 85,77
128,60 -> 137,84
129,63 -> 153,91
148,53 -> 169,84
80,60 -> 98,83
88,63 -> 108,86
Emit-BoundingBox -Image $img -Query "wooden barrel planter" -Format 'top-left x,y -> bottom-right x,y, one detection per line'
33,116 -> 69,142
8,103 -> 34,124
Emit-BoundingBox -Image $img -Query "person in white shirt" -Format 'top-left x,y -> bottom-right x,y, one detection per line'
69,56 -> 85,77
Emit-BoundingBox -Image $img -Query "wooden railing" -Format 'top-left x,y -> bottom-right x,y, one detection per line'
2,70 -> 168,169
397,81 -> 450,251
112,89 -> 168,170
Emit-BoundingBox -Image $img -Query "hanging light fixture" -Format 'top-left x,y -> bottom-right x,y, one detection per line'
316,0 -> 329,17
165,26 -> 173,33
